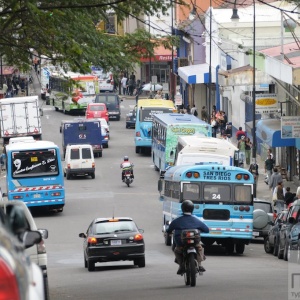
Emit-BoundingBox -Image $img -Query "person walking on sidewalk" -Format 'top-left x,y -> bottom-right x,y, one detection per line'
237,135 -> 246,166
245,137 -> 252,165
269,167 -> 283,193
265,154 -> 275,184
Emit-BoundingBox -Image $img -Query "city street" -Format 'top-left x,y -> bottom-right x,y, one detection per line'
0,85 -> 291,299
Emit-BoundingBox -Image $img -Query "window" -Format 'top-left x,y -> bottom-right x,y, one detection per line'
12,149 -> 59,178
203,184 -> 231,202
82,148 -> 92,159
70,149 -> 80,159
234,185 -> 252,203
183,183 -> 199,201
94,221 -> 136,234
90,105 -> 104,111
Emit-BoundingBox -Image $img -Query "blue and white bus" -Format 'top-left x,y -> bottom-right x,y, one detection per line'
5,140 -> 65,212
158,164 -> 255,254
135,99 -> 176,154
152,113 -> 212,174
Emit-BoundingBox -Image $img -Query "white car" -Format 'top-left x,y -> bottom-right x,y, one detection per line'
98,118 -> 110,139
0,200 -> 49,299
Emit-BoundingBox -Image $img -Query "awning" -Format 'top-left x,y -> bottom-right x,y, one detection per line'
256,119 -> 295,147
178,63 -> 216,84
0,66 -> 15,75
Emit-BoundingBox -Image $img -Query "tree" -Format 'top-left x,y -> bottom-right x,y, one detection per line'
0,0 -> 183,73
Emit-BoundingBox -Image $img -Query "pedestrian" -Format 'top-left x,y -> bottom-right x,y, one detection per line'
127,78 -> 134,96
267,148 -> 274,160
211,115 -> 218,138
224,122 -> 232,141
154,90 -> 163,99
236,127 -> 247,141
129,72 -> 136,82
264,154 -> 275,184
249,159 -> 259,184
2,81 -> 8,97
284,187 -> 296,208
269,167 -> 283,193
191,104 -> 198,117
245,137 -> 252,165
273,182 -> 285,213
121,75 -> 127,95
201,106 -> 208,122
237,135 -> 246,166
186,105 -> 191,114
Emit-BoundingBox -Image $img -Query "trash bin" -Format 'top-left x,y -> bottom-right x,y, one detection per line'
46,97 -> 50,105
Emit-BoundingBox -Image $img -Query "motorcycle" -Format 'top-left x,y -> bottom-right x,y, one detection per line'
181,229 -> 203,287
123,170 -> 133,187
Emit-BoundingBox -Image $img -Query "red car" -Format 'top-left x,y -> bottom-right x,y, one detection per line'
85,103 -> 109,122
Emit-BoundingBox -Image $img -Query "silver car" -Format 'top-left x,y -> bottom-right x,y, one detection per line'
253,199 -> 274,238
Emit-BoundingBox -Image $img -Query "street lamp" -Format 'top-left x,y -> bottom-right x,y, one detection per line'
208,0 -> 212,119
252,1 -> 256,164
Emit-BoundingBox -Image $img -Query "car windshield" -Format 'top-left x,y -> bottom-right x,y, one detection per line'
254,202 -> 272,213
94,221 -> 137,234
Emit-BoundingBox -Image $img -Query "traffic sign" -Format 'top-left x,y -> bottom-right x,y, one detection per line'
151,76 -> 158,84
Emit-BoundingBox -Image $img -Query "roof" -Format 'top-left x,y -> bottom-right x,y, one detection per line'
260,42 -> 300,69
152,113 -> 207,125
6,140 -> 57,151
137,99 -> 175,109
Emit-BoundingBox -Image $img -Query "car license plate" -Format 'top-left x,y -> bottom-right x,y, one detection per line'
111,240 -> 122,246
252,231 -> 259,236
33,193 -> 41,198
211,231 -> 222,234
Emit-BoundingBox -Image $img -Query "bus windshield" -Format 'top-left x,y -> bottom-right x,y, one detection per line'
140,108 -> 173,122
12,148 -> 59,178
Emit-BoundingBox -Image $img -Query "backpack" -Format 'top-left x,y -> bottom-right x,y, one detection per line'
194,109 -> 198,117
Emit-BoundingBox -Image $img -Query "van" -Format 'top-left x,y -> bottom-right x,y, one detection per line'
64,144 -> 95,179
94,93 -> 122,121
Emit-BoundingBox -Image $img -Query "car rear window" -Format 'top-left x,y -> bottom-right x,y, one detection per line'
70,149 -> 80,159
82,148 -> 92,159
90,105 -> 104,111
94,221 -> 136,234
254,202 -> 272,213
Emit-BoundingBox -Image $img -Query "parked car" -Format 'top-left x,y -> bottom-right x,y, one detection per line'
278,199 -> 300,261
288,220 -> 300,263
85,103 -> 109,122
126,110 -> 136,129
94,93 -> 122,121
79,217 -> 145,271
264,209 -> 288,255
64,144 -> 95,179
0,202 -> 45,300
0,200 -> 49,299
253,199 -> 274,238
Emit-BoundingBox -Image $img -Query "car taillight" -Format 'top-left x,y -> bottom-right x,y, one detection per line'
134,234 -> 143,241
88,237 -> 97,244
273,212 -> 277,220
92,162 -> 95,168
37,240 -> 46,254
51,192 -> 61,196
13,195 -> 23,199
0,258 -> 20,300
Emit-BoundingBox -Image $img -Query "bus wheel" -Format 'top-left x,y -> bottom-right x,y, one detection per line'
235,243 -> 245,254
66,173 -> 71,180
135,146 -> 140,154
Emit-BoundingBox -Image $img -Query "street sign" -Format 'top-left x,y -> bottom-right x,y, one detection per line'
151,76 -> 158,84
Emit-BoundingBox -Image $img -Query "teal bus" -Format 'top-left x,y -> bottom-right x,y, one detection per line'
158,164 -> 255,254
152,113 -> 211,175
135,99 -> 176,154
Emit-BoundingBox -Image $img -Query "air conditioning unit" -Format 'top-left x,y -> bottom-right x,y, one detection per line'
178,58 -> 188,68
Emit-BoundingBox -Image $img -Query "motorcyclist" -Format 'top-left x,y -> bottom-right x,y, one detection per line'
120,156 -> 134,181
166,200 -> 209,275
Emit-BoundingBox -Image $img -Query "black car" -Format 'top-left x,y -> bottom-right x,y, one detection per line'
126,110 -> 136,129
278,199 -> 300,261
264,209 -> 288,255
79,217 -> 145,271
94,93 -> 122,121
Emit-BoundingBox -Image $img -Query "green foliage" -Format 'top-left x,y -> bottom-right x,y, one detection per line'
0,0 -> 184,73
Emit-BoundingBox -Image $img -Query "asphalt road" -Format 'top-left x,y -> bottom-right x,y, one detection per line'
0,97 -> 290,300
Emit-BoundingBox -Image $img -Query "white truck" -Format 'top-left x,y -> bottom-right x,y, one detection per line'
0,96 -> 42,144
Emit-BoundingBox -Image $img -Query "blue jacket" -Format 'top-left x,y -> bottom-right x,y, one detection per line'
166,214 -> 209,247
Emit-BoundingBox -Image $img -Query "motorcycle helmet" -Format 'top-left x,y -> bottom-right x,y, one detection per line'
181,200 -> 194,214
124,156 -> 129,161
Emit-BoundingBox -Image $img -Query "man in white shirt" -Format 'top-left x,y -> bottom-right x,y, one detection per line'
121,76 -> 128,95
